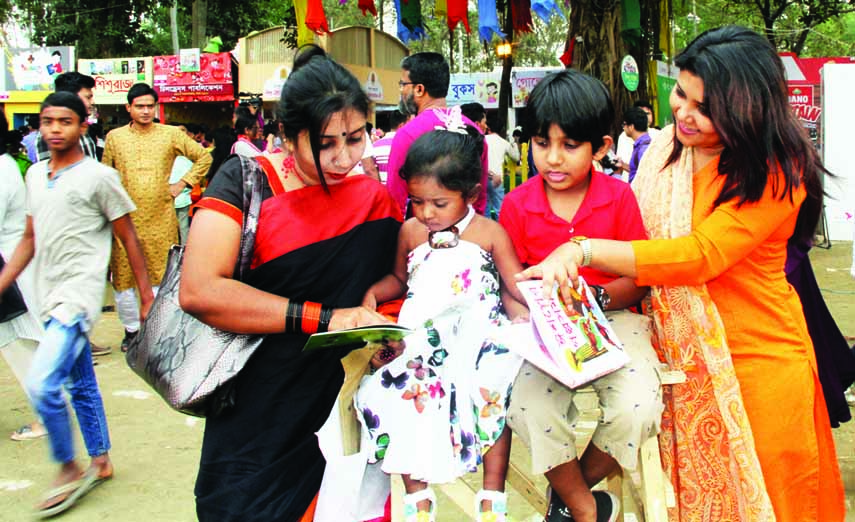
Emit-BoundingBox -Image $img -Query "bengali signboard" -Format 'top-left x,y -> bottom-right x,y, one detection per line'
79,57 -> 153,105
511,69 -> 560,108
448,73 -> 500,108
153,52 -> 233,103
1,46 -> 75,92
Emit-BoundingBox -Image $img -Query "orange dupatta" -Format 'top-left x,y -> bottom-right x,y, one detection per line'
632,127 -> 775,522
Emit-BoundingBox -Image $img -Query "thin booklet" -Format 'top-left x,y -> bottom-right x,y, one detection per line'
302,324 -> 414,352
508,277 -> 630,389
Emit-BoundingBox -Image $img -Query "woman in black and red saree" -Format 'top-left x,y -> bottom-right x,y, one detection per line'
181,45 -> 402,522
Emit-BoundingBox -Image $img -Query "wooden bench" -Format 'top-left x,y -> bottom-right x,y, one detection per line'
339,347 -> 683,521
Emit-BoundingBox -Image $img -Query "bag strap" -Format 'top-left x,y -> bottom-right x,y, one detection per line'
235,155 -> 265,281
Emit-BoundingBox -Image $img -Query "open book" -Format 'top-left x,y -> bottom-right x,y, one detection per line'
507,278 -> 630,389
303,324 -> 414,352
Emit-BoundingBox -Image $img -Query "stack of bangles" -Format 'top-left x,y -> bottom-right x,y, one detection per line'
285,301 -> 333,334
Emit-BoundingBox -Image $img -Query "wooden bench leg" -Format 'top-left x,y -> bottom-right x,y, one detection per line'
638,435 -> 670,521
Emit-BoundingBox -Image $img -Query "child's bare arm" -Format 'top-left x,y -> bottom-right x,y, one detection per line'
362,220 -> 413,310
112,214 -> 155,320
489,221 -> 529,321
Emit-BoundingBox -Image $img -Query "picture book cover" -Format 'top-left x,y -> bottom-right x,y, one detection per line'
509,277 -> 630,389
302,324 -> 414,352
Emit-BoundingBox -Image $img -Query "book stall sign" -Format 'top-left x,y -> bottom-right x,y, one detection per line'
153,52 -> 233,103
1,46 -> 74,92
511,70 -> 556,108
448,72 -> 500,108
508,278 -> 630,389
80,57 -> 153,105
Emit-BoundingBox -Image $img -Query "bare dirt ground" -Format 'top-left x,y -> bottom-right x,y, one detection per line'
0,241 -> 853,521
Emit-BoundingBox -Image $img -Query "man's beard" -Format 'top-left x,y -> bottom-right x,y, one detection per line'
398,92 -> 418,117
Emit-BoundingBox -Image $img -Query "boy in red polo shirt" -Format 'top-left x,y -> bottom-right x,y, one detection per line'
500,70 -> 663,522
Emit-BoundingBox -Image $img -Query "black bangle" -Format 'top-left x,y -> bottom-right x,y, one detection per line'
317,306 -> 333,333
285,301 -> 303,333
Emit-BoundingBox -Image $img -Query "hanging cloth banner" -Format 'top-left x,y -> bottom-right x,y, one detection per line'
305,0 -> 331,34
531,0 -> 565,23
435,0 -> 448,18
511,0 -> 534,33
395,0 -> 426,42
293,0 -> 317,46
620,0 -> 642,47
358,0 -> 378,16
477,0 -> 505,43
446,0 -> 470,32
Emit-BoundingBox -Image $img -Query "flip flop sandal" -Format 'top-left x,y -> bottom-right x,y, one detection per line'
10,423 -> 47,441
35,468 -> 99,519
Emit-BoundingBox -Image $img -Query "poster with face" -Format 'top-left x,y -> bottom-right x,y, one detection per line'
2,46 -> 74,91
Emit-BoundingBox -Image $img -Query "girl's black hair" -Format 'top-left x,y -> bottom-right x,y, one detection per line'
665,25 -> 825,242
399,126 -> 484,199
277,44 -> 370,192
233,107 -> 257,136
523,69 -> 614,152
207,126 -> 236,181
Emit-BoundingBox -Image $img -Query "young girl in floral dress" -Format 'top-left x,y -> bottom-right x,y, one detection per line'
356,110 -> 528,522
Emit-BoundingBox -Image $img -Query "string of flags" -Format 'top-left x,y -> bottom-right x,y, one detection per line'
294,0 -> 566,45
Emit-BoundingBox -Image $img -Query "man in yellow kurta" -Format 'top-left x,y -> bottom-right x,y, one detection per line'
102,83 -> 211,348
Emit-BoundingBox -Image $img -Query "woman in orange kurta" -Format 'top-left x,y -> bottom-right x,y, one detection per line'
519,26 -> 844,522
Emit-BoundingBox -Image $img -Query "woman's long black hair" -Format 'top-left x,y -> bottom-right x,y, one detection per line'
666,25 -> 825,242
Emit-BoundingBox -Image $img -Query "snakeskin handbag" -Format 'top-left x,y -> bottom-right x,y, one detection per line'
125,155 -> 268,417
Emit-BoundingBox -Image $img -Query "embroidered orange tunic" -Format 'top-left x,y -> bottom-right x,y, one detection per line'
633,158 -> 845,522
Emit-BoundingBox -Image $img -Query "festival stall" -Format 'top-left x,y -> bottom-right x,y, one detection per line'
152,51 -> 237,128
237,25 -> 408,125
78,57 -> 153,129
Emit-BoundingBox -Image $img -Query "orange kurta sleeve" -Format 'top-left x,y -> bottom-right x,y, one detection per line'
632,172 -> 806,287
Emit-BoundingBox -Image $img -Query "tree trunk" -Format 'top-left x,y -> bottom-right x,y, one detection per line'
191,0 -> 208,49
170,1 -> 180,54
497,0 -> 514,136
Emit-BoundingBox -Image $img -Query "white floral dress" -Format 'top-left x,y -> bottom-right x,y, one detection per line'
355,210 -> 523,484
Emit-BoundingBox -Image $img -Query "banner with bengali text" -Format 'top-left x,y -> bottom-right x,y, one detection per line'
79,57 -> 153,105
153,52 -> 233,103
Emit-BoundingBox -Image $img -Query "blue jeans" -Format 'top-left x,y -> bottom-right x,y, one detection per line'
487,181 -> 505,221
25,316 -> 110,464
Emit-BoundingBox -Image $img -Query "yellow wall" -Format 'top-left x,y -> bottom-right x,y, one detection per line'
3,91 -> 50,128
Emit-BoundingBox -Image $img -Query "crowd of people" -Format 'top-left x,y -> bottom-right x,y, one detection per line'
0,24 -> 853,522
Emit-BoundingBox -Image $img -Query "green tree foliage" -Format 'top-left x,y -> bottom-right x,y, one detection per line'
672,0 -> 855,55
14,0 -> 158,58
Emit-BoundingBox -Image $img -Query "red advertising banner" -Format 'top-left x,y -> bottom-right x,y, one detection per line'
153,52 -> 233,103
788,84 -> 813,106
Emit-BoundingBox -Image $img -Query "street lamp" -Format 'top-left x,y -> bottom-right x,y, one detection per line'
496,42 -> 512,58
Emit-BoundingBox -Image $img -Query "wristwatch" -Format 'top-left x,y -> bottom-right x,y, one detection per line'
569,236 -> 592,267
590,285 -> 611,311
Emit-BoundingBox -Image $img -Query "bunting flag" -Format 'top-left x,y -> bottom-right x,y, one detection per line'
293,0 -> 317,47
620,0 -> 642,47
395,0 -> 426,42
477,0 -> 505,43
531,0 -> 565,23
511,0 -> 534,33
446,0 -> 470,32
435,0 -> 447,18
305,0 -> 331,34
358,0 -> 378,16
